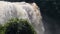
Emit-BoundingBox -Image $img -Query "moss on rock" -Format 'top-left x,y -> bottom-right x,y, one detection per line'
0,18 -> 36,34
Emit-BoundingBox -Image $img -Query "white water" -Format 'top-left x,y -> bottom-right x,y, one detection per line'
0,1 -> 44,34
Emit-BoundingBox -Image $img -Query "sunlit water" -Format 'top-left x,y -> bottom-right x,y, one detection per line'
0,1 -> 44,34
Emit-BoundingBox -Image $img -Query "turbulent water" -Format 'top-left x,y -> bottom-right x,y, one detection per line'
0,1 -> 44,34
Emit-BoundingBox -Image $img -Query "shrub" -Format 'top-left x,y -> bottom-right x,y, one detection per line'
0,18 -> 36,34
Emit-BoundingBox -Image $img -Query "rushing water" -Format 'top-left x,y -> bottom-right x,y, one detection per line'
0,1 -> 44,34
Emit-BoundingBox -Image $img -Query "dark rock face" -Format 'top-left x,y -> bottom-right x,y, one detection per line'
4,0 -> 34,3
39,1 -> 60,34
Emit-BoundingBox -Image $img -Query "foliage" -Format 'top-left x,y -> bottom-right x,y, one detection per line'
0,18 -> 36,34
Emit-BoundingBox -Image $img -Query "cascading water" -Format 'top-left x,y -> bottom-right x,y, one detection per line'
0,1 -> 44,34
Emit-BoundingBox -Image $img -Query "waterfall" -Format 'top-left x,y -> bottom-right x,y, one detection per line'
0,1 -> 44,34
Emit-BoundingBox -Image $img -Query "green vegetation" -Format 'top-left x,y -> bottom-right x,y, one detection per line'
0,18 -> 36,34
